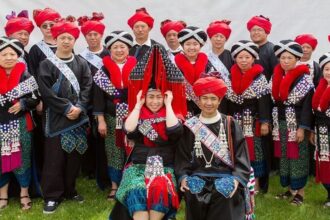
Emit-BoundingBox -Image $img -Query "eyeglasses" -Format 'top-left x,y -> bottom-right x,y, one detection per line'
41,23 -> 54,29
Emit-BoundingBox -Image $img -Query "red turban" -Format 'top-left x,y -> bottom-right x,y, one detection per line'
247,15 -> 272,34
206,20 -> 232,39
33,8 -> 61,27
51,17 -> 80,39
127,7 -> 154,29
5,10 -> 34,36
160,19 -> 186,37
295,34 -> 318,50
193,77 -> 227,98
78,12 -> 105,36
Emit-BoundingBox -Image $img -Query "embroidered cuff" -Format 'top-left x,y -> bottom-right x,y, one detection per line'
178,174 -> 188,186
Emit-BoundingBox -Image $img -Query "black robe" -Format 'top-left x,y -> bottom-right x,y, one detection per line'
218,49 -> 234,73
312,61 -> 322,86
256,41 -> 278,81
175,114 -> 251,220
129,39 -> 165,61
38,55 -> 92,137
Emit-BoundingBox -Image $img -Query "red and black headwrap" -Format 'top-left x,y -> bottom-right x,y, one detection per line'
51,16 -> 80,39
5,10 -> 34,36
78,12 -> 105,36
128,44 -> 187,117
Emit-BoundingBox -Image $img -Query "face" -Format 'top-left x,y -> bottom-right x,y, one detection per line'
210,33 -> 227,50
56,33 -> 76,54
279,51 -> 299,71
110,41 -> 129,63
85,31 -> 103,49
323,62 -> 330,84
301,43 -> 313,61
183,38 -> 201,60
40,21 -> 55,38
133,21 -> 151,42
10,30 -> 30,47
145,90 -> 164,113
249,25 -> 268,45
235,50 -> 255,72
199,93 -> 221,116
165,30 -> 180,50
0,47 -> 18,70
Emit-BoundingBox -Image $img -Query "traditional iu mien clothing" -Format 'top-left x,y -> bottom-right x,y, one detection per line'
175,26 -> 214,118
93,31 -> 136,190
78,12 -> 109,184
206,20 -> 234,75
226,41 -> 271,179
295,34 -> 322,86
0,37 -> 38,193
175,77 -> 252,220
313,53 -> 330,205
272,40 -> 314,191
127,8 -> 164,61
4,10 -> 34,71
38,20 -> 92,211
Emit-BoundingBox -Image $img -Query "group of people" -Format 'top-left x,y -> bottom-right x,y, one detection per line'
0,5 -> 329,220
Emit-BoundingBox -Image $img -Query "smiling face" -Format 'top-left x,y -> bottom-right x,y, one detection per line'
210,33 -> 227,50
199,93 -> 221,117
183,38 -> 201,61
110,41 -> 129,64
323,62 -> 330,84
249,25 -> 268,45
56,33 -> 75,54
235,50 -> 255,72
133,21 -> 151,43
10,30 -> 30,47
0,47 -> 18,70
85,31 -> 103,50
145,89 -> 164,113
279,51 -> 299,72
165,30 -> 180,50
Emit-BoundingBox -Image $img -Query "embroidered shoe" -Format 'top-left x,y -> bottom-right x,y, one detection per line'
43,200 -> 59,214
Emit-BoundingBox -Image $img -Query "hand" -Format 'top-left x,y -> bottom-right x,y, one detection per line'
36,101 -> 43,114
135,90 -> 145,109
98,120 -> 107,137
251,195 -> 256,208
8,102 -> 22,115
309,132 -> 315,146
180,177 -> 190,192
260,123 -> 269,136
296,128 -> 305,143
164,90 -> 173,107
66,106 -> 82,120
229,179 -> 239,198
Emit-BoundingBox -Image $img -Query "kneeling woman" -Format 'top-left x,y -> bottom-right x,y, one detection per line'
116,88 -> 182,220
0,37 -> 39,210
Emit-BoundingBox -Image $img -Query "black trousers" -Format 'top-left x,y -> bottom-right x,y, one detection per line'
184,188 -> 245,220
41,136 -> 81,201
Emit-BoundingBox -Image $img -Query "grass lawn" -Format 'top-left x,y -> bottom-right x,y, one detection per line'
1,175 -> 330,220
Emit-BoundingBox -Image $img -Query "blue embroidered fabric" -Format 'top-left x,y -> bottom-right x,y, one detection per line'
187,176 -> 206,194
214,176 -> 235,198
60,125 -> 88,154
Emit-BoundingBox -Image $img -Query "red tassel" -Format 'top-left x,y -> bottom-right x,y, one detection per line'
315,156 -> 330,184
255,120 -> 261,137
115,129 -> 125,148
245,137 -> 256,161
286,141 -> 299,159
274,141 -> 281,158
25,112 -> 34,131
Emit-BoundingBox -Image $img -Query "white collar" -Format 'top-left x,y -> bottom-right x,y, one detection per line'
169,46 -> 183,53
297,59 -> 314,67
133,38 -> 151,47
88,47 -> 103,55
199,111 -> 221,124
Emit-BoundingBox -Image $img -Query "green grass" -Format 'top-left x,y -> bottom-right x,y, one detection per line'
1,176 -> 330,220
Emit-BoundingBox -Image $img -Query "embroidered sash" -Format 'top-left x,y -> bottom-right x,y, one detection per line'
316,125 -> 330,161
47,56 -> 80,95
36,40 -> 56,58
184,116 -> 233,167
93,69 -> 120,96
207,51 -> 230,78
80,49 -> 103,70
138,117 -> 166,141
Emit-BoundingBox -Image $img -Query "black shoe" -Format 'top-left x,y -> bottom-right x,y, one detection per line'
70,194 -> 84,204
43,200 -> 59,214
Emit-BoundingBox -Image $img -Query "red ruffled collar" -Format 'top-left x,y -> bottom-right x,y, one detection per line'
230,64 -> 264,95
272,64 -> 309,101
175,52 -> 208,85
102,56 -> 137,89
312,78 -> 330,111
0,62 -> 25,95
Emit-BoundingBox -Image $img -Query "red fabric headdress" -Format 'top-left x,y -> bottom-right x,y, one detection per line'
193,76 -> 227,98
206,20 -> 232,39
295,34 -> 318,50
127,7 -> 154,29
78,12 -> 105,36
247,15 -> 272,34
5,10 -> 34,36
51,16 -> 80,39
160,19 -> 186,37
128,45 -> 187,117
33,7 -> 61,27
